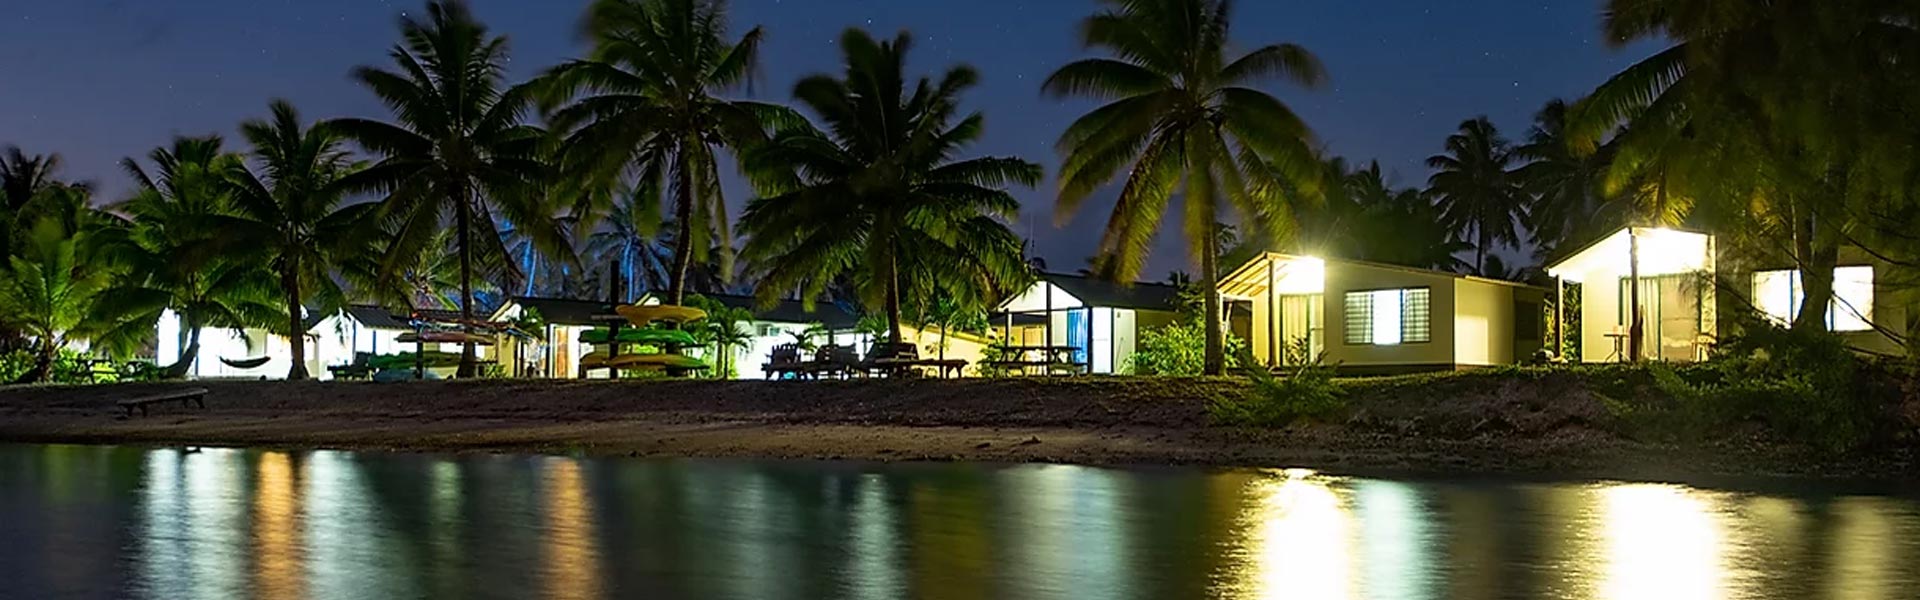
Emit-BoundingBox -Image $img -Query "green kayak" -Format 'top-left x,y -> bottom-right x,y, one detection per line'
579,327 -> 698,346
367,351 -> 463,370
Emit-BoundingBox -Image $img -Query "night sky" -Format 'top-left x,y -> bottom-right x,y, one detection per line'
0,1 -> 1658,277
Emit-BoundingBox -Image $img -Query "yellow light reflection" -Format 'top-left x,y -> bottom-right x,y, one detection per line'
1599,484 -> 1726,600
253,452 -> 305,600
543,458 -> 601,600
1829,497 -> 1897,600
1220,469 -> 1355,600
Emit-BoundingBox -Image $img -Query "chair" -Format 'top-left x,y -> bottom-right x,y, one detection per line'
764,343 -> 804,379
801,344 -> 860,379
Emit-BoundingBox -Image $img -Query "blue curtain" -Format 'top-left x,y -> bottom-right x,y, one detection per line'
1066,309 -> 1090,364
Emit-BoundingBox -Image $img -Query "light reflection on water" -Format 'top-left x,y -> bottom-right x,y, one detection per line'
1,444 -> 1917,600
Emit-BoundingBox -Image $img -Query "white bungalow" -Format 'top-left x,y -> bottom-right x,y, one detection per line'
492,294 -> 872,379
1219,254 -> 1548,374
991,273 -> 1183,374
1546,227 -> 1717,362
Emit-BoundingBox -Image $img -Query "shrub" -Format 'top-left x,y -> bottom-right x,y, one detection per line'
1125,320 -> 1247,376
1210,348 -> 1344,427
1606,323 -> 1887,452
0,349 -> 114,384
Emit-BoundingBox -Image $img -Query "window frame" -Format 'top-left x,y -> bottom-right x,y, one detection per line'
1342,286 -> 1433,346
1750,266 -> 1874,333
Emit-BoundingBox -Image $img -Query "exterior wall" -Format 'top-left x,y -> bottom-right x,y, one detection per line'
1322,263 -> 1460,369
1728,250 -> 1915,357
1452,279 -> 1524,366
157,310 -> 292,379
995,308 -> 1168,374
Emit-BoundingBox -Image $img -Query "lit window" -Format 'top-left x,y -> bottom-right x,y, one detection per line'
1344,288 -> 1430,345
1750,266 -> 1873,332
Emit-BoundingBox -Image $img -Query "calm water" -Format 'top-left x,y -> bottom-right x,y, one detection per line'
2,445 -> 1919,600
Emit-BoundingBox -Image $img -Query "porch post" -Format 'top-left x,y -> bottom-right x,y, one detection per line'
1043,282 -> 1053,350
1266,258 -> 1277,366
1555,275 -> 1565,361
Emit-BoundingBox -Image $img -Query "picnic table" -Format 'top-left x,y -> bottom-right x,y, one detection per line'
984,345 -> 1088,376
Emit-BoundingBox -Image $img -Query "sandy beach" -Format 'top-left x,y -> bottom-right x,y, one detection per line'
1,377 -> 1913,482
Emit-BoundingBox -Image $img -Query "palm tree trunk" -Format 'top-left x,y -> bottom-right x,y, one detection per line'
1202,221 -> 1225,376
886,249 -> 904,345
285,258 -> 309,380
668,151 -> 696,306
12,339 -> 55,384
1475,224 -> 1489,276
163,323 -> 202,379
1627,226 -> 1642,362
456,184 -> 477,378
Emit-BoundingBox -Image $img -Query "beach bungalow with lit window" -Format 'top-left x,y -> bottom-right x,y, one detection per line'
1545,227 -> 1719,362
992,273 -> 1183,374
1219,254 -> 1547,374
1745,258 -> 1911,356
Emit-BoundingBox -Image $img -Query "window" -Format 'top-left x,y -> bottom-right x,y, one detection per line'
1514,300 -> 1542,341
1752,266 -> 1874,332
1344,288 -> 1430,345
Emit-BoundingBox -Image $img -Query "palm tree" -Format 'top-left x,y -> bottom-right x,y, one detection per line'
225,100 -> 371,379
0,147 -> 70,255
1514,99 -> 1620,259
579,197 -> 667,302
1329,160 -> 1471,272
332,1 -> 564,377
686,294 -> 753,378
540,0 -> 779,306
0,218 -> 116,383
1045,0 -> 1327,375
1570,0 -> 1920,333
740,29 -> 1039,345
343,227 -> 472,311
105,136 -> 281,378
1426,117 -> 1525,277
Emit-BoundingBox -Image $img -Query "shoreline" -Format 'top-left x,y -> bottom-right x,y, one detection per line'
1,379 -> 1914,485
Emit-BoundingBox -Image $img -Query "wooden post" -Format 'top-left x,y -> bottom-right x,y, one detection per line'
1043,282 -> 1053,352
1555,275 -> 1565,361
1266,257 -> 1277,366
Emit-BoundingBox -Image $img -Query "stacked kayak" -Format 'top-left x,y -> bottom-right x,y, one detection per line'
594,304 -> 711,374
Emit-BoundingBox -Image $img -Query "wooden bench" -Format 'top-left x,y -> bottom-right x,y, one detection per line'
118,388 -> 209,418
799,345 -> 861,379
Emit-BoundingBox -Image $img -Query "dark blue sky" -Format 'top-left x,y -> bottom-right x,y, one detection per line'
0,0 -> 1656,276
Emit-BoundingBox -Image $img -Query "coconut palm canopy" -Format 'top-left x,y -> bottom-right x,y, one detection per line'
1568,0 -> 1920,331
539,0 -> 788,305
740,29 -> 1038,344
331,0 -> 565,376
1044,0 -> 1327,374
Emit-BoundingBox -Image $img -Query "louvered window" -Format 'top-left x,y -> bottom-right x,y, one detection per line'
1344,288 -> 1430,345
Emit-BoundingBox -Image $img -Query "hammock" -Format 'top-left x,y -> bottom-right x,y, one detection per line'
218,356 -> 272,369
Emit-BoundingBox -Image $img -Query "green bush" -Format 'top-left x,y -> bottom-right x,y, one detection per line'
1210,348 -> 1344,427
1125,320 -> 1247,376
0,348 -> 114,384
1606,323 -> 1886,452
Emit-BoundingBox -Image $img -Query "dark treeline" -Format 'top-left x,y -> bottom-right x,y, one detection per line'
1,0 -> 1917,380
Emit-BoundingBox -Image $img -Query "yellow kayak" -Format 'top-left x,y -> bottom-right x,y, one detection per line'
579,352 -> 611,368
614,304 -> 707,326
